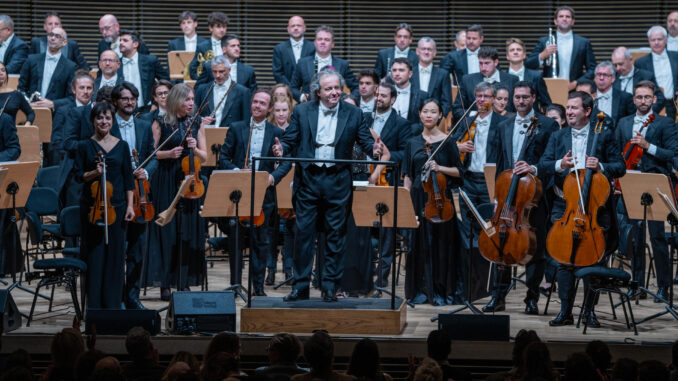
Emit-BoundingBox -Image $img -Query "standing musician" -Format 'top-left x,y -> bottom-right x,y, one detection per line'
574,79 -> 616,131
591,61 -> 635,126
391,58 -> 428,126
97,14 -> 150,57
374,23 -> 418,79
195,34 -> 257,92
272,69 -> 382,302
538,91 -> 625,327
611,47 -> 665,115
505,38 -> 552,113
669,11 -> 678,52
526,5 -> 596,91
218,89 -> 292,296
440,24 -> 485,82
0,111 -> 20,272
615,80 -> 678,302
635,26 -> 678,121
75,102 -> 135,309
111,82 -> 157,310
146,84 -> 208,301
454,30 -> 466,51
352,69 -> 378,113
272,16 -> 315,87
30,12 -> 89,70
403,98 -> 463,305
484,81 -> 559,314
167,11 -> 205,53
195,55 -> 251,127
188,11 -> 229,80
411,37 -> 452,118
94,50 -> 122,96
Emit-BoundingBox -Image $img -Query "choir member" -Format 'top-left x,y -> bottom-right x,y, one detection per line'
0,62 -> 34,124
441,24 -> 484,82
188,12 -> 229,80
194,55 -> 251,127
0,15 -> 28,74
412,37 -> 452,117
505,38 -> 552,112
30,12 -> 89,70
374,23 -> 418,79
97,14 -> 149,57
635,25 -> 678,120
167,11 -> 206,53
272,16 -> 315,86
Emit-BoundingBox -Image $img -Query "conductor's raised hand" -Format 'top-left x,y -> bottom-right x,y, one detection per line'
272,137 -> 283,157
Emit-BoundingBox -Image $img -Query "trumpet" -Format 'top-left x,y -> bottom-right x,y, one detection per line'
196,50 -> 215,77
546,27 -> 558,78
24,91 -> 41,103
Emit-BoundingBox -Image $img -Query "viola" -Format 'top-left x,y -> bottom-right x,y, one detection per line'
369,127 -> 388,186
89,151 -> 115,244
616,113 -> 655,192
421,142 -> 454,223
457,103 -> 490,163
131,149 -> 155,223
478,115 -> 541,266
180,124 -> 205,199
546,113 -> 610,267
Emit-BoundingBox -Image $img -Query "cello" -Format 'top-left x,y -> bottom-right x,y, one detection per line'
478,115 -> 541,266
546,113 -> 610,267
131,149 -> 155,223
89,151 -> 115,244
421,142 -> 454,223
615,113 -> 655,192
457,103 -> 491,163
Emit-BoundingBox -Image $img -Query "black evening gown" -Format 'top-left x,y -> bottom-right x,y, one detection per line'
144,116 -> 206,289
0,91 -> 35,124
75,139 -> 134,309
403,135 -> 463,306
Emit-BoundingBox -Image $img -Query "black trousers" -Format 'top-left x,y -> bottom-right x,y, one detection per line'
124,221 -> 147,301
459,172 -> 491,250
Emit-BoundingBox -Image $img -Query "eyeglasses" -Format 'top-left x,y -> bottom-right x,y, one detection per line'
47,32 -> 64,39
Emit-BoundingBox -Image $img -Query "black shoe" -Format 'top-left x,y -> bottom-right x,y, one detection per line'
160,288 -> 171,301
524,299 -> 539,315
549,311 -> 574,326
126,298 -> 147,310
254,287 -> 267,297
375,278 -> 388,288
265,270 -> 275,286
585,311 -> 601,328
655,287 -> 669,303
322,289 -> 338,302
283,288 -> 309,302
284,269 -> 293,280
482,297 -> 505,312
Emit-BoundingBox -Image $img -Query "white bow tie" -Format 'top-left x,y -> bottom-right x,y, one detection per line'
634,115 -> 649,124
375,115 -> 386,122
252,121 -> 265,130
292,41 -> 303,49
476,119 -> 489,127
516,117 -> 531,125
46,55 -> 58,62
597,94 -> 610,101
122,57 -> 134,65
397,89 -> 409,95
120,119 -> 134,129
572,129 -> 588,138
468,50 -> 478,56
483,77 -> 497,83
420,66 -> 431,74
619,73 -> 633,81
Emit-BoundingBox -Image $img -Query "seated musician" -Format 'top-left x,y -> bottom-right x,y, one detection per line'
217,88 -> 292,296
615,80 -> 678,303
0,111 -> 20,274
538,91 -> 625,327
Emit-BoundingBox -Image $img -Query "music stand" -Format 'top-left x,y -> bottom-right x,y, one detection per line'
201,170 -> 268,302
204,127 -> 228,167
167,51 -> 195,80
619,171 -> 678,324
352,185 -> 417,298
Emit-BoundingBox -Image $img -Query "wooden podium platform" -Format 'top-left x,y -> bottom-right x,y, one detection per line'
241,297 -> 407,335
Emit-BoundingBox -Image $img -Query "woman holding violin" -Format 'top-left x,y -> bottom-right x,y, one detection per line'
146,83 -> 208,301
403,99 -> 463,306
75,102 -> 135,309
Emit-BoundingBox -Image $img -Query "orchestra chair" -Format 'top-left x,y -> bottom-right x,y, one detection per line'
36,165 -> 61,193
630,51 -> 650,61
7,74 -> 19,90
17,108 -> 52,143
439,111 -> 452,133
343,85 -> 350,95
24,187 -> 62,258
168,51 -> 195,80
16,126 -> 41,163
544,78 -> 569,107
89,68 -> 99,79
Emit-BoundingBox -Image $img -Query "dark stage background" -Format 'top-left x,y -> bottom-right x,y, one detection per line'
3,1 -> 675,86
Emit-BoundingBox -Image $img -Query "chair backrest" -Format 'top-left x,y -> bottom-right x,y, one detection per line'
544,78 -> 569,107
16,126 -> 41,163
25,187 -> 60,217
7,75 -> 19,90
24,211 -> 43,245
59,206 -> 81,238
37,166 -> 61,193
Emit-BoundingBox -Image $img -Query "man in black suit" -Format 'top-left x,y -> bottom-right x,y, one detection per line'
117,29 -> 169,113
352,69 -> 378,113
218,89 -> 292,295
272,15 -> 315,86
575,79 -> 617,131
195,55 -> 251,128
452,46 -> 519,121
272,69 -> 381,302
615,81 -> 678,303
454,30 -> 466,51
391,57 -> 428,126
0,113 -> 20,267
440,24 -> 484,83
111,82 -> 158,310
635,26 -> 678,120
289,25 -> 359,102
668,11 -> 678,52
591,61 -> 634,125
167,11 -> 206,53
18,27 -> 77,111
188,11 -> 229,79
49,72 -> 95,166
506,38 -> 552,113
526,6 -> 596,91
195,34 -> 257,93
374,23 -> 419,79
412,37 -> 452,117
611,46 -> 665,114
539,91 -> 625,327
484,81 -> 559,314
30,12 -> 89,70
0,15 -> 28,74
97,14 -> 149,58
94,50 -> 122,96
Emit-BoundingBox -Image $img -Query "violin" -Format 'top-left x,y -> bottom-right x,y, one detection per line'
616,113 -> 655,192
89,150 -> 115,244
180,123 -> 205,199
457,103 -> 490,163
131,149 -> 155,223
239,122 -> 265,227
369,126 -> 388,186
421,142 -> 454,223
546,113 -> 609,267
478,115 -> 541,266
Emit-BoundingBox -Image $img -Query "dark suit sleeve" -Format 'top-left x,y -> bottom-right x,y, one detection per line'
525,38 -> 546,71
17,59 -> 31,94
188,45 -> 204,80
154,57 -> 170,81
5,41 -> 29,74
600,129 -> 625,180
647,72 -> 667,114
289,63 -> 303,102
29,38 -> 40,55
579,39 -> 597,81
343,63 -> 359,98
537,131 -> 559,178
218,128 -> 238,169
50,106 -> 69,151
535,75 -> 552,112
389,119 -> 412,165
71,41 -> 90,71
440,52 -> 454,74
452,76 -> 471,121
138,41 -> 150,56
440,69 -> 452,116
241,89 -> 252,123
18,94 -> 35,123
649,120 -> 678,163
141,121 -> 158,177
272,45 -> 288,85
374,51 -> 385,79
63,108 -> 84,154
356,109 -> 375,156
279,107 -> 301,155
248,68 -> 257,93
0,116 -> 20,161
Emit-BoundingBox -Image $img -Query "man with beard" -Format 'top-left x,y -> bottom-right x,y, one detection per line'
97,14 -> 149,57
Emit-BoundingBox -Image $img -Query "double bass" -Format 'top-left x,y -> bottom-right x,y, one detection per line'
478,115 -> 541,265
457,103 -> 491,163
131,149 -> 154,223
89,151 -> 115,244
546,113 -> 609,267
615,113 -> 655,192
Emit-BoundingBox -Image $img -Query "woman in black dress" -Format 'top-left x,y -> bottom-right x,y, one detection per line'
0,62 -> 34,124
145,83 -> 207,300
75,102 -> 135,309
403,99 -> 463,306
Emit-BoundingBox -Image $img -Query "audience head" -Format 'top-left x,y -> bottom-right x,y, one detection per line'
89,367 -> 126,381
125,326 -> 157,364
426,329 -> 451,362
394,23 -> 413,51
95,356 -> 121,372
287,16 -> 306,40
178,11 -> 198,37
454,30 -> 466,50
266,332 -> 302,364
207,12 -> 229,40
520,341 -> 556,381
204,331 -> 240,365
585,340 -> 612,375
647,25 -> 668,54
672,339 -> 678,367
564,352 -> 599,381
98,50 -> 120,78
111,81 -> 139,116
347,338 -> 383,380
0,366 -> 33,381
98,14 -> 119,43
310,68 -> 345,107
71,70 -> 95,105
465,24 -> 484,51
417,37 -> 437,65
152,79 -> 173,110
222,33 -> 241,61
611,357 -> 638,381
358,68 -> 379,100
4,348 -> 32,377
638,359 -> 669,381
304,330 -> 335,376
75,349 -> 106,381
314,25 -> 335,57
201,352 -> 240,381
269,95 -> 293,128
168,351 -> 200,374
413,357 -> 443,381
50,328 -> 85,371
554,5 -> 576,32
611,46 -> 633,76
546,104 -> 566,128
512,329 -> 541,367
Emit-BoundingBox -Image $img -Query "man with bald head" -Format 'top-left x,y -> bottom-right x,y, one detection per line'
611,46 -> 664,114
272,15 -> 315,85
30,12 -> 89,70
667,11 -> 678,51
94,50 -> 122,95
97,14 -> 149,57
634,25 -> 678,120
0,14 -> 29,74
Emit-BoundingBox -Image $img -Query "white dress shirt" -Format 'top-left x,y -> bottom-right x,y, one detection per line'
596,89 -> 613,117
41,51 -> 61,96
116,114 -> 137,156
210,37 -> 223,57
315,103 -> 339,166
184,35 -> 197,52
508,66 -> 525,81
0,33 -> 15,63
418,63 -> 433,92
466,48 -> 480,74
484,69 -> 501,84
229,60 -> 238,83
512,110 -> 535,163
248,118 -> 266,170
360,97 -> 375,113
632,112 -> 658,156
110,37 -> 121,57
394,83 -> 411,119
100,73 -> 118,89
652,50 -> 675,99
556,31 -> 573,80
468,112 -> 492,173
315,54 -> 332,72
618,70 -> 634,94
668,35 -> 678,52
394,46 -> 410,59
556,125 -> 589,172
373,109 -> 392,136
122,52 -> 144,108
290,38 -> 304,63
213,78 -> 232,125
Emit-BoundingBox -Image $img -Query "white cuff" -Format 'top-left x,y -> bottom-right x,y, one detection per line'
648,144 -> 657,156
